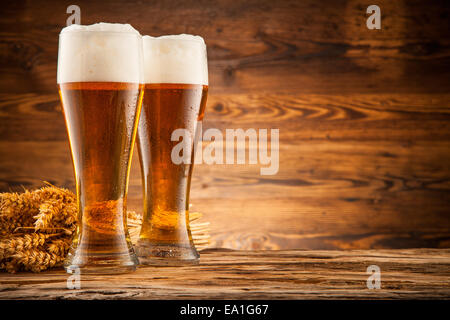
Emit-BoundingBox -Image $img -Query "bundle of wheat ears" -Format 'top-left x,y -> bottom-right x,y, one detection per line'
0,183 -> 210,273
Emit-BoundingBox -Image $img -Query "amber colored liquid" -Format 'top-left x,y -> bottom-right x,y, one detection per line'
137,83 -> 207,253
58,82 -> 143,270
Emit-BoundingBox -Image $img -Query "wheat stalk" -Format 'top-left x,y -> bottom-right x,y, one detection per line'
0,184 -> 210,273
127,211 -> 211,251
12,249 -> 65,272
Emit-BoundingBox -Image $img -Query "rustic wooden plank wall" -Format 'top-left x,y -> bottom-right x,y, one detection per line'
0,0 -> 449,250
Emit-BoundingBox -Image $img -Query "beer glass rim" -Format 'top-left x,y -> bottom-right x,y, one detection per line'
142,35 -> 206,45
60,30 -> 142,38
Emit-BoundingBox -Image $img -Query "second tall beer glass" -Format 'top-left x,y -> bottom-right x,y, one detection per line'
136,35 -> 208,264
57,23 -> 143,273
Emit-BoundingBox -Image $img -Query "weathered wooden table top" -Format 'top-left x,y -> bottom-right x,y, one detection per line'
0,249 -> 449,299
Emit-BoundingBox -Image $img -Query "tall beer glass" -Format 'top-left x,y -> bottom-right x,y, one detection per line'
57,23 -> 143,273
136,35 -> 208,264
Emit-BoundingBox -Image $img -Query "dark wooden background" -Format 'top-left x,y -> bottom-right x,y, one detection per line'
0,0 -> 449,250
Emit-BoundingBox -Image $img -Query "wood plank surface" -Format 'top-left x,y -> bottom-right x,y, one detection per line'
0,249 -> 449,299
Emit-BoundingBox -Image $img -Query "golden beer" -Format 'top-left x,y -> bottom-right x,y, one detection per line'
57,24 -> 143,273
136,36 -> 208,264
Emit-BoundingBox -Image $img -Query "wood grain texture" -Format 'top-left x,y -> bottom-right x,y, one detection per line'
0,249 -> 449,299
0,1 -> 449,250
1,93 -> 450,249
0,0 -> 449,94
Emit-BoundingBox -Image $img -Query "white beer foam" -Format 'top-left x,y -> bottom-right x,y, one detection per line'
142,34 -> 208,85
57,23 -> 143,83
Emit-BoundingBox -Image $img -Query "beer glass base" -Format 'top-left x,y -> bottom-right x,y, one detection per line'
135,242 -> 199,266
64,252 -> 139,274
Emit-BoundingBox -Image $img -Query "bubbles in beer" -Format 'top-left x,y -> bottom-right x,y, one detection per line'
83,200 -> 125,235
61,22 -> 140,34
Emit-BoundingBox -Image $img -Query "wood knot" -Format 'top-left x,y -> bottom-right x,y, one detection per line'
213,103 -> 224,112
